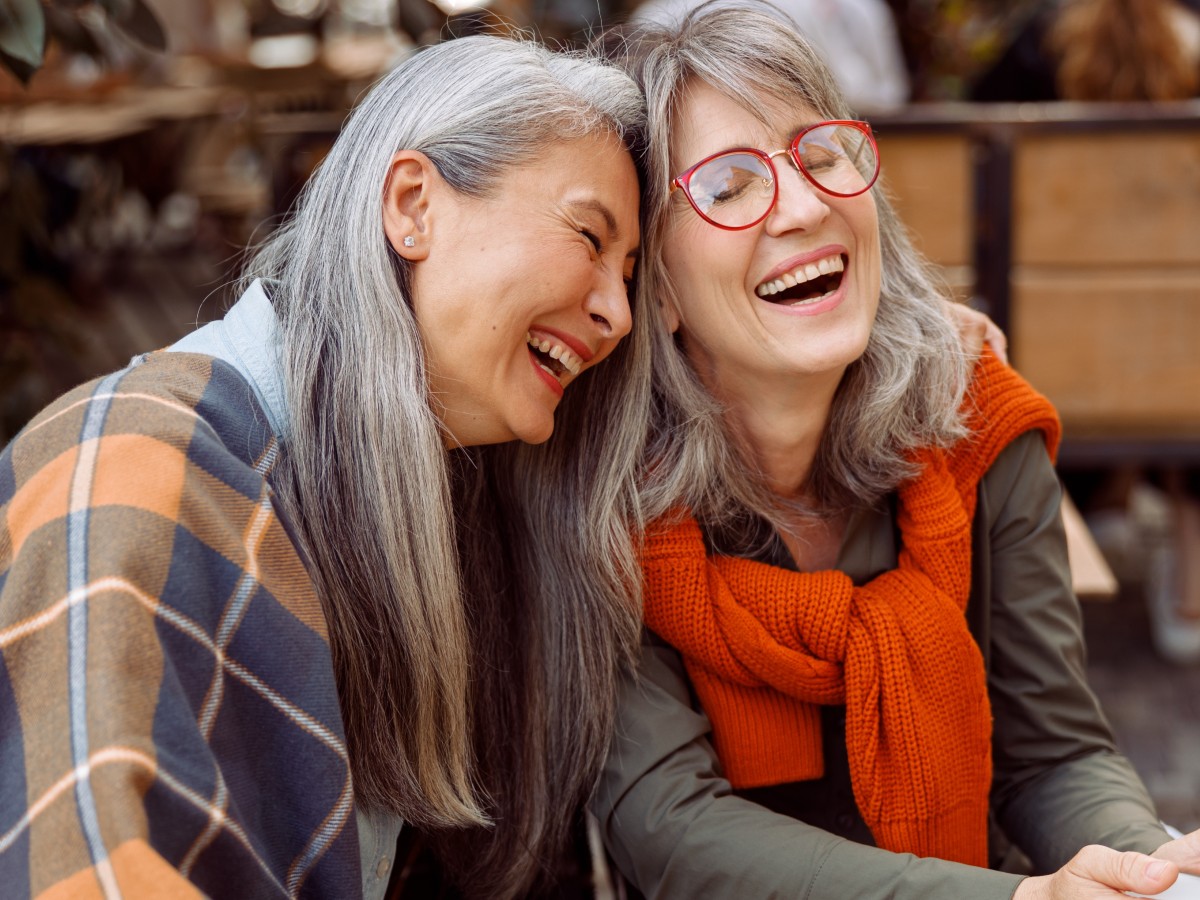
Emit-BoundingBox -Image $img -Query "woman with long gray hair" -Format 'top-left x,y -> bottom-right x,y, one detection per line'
593,7 -> 1200,899
0,35 -> 647,899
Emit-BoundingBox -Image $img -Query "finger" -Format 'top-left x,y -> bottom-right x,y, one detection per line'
959,319 -> 986,358
984,321 -> 1009,364
1154,828 -> 1200,873
943,300 -> 999,360
1068,845 -> 1178,895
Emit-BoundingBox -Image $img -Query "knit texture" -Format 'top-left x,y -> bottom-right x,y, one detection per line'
640,352 -> 1061,866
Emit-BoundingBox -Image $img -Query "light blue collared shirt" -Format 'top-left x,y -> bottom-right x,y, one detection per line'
169,279 -> 289,441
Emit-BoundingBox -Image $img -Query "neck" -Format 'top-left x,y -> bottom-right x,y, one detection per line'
703,364 -> 845,501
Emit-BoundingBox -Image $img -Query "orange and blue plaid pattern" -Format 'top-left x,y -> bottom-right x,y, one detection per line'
0,352 -> 360,898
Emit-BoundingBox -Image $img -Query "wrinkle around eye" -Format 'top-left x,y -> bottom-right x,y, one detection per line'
578,228 -> 601,251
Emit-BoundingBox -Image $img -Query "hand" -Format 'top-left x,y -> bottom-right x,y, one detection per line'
1154,827 -> 1200,876
944,301 -> 1008,364
1012,845 -> 1178,900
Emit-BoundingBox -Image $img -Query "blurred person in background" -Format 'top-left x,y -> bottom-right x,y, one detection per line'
630,0 -> 912,113
593,6 -> 1200,898
0,34 -> 648,899
972,0 -> 1200,101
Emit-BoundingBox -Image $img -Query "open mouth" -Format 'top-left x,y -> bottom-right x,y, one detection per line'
755,253 -> 846,306
526,332 -> 582,384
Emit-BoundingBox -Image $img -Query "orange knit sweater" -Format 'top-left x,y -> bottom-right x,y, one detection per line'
640,353 -> 1061,867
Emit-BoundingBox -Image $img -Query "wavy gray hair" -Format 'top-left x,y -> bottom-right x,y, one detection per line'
602,3 -> 969,535
243,35 -> 648,897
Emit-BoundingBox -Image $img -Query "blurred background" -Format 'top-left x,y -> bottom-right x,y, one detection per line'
2,0 -> 1198,887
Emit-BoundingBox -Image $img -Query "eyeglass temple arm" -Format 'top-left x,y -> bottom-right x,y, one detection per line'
849,125 -> 871,168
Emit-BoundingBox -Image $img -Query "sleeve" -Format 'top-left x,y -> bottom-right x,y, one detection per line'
0,370 -> 360,898
982,431 -> 1169,870
592,636 -> 1023,900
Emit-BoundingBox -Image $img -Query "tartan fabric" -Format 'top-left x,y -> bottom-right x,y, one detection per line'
0,352 -> 361,899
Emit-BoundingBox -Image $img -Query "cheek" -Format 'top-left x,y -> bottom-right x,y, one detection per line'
660,234 -> 693,290
530,246 -> 596,309
854,197 -> 881,258
662,239 -> 733,330
847,198 -> 882,290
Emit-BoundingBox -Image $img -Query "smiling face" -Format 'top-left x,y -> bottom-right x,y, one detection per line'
400,133 -> 640,448
661,80 -> 882,402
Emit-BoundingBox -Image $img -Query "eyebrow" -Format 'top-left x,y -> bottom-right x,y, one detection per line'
567,199 -> 640,257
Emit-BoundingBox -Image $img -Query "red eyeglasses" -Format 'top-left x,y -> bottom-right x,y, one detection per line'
670,120 -> 881,230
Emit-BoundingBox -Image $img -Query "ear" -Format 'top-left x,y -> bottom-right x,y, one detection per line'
382,150 -> 438,261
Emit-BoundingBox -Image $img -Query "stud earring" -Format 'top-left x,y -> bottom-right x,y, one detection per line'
403,236 -> 416,248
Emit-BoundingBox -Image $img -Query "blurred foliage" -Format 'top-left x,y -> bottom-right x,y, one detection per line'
0,132 -> 206,442
891,0 -> 1043,100
0,0 -> 166,84
0,146 -> 89,441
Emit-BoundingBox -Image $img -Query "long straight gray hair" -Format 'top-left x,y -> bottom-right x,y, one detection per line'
602,4 -> 970,536
243,35 -> 649,897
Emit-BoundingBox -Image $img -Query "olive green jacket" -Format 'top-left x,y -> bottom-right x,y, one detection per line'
593,432 -> 1167,899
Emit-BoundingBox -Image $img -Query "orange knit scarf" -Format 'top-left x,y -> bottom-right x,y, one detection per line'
640,353 -> 1061,866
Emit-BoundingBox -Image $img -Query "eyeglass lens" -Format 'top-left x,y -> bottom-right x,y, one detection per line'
686,123 -> 878,228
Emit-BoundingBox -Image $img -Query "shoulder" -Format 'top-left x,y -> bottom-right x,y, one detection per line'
977,430 -> 1061,528
3,352 -> 275,505
1,352 -> 287,607
2,344 -> 328,641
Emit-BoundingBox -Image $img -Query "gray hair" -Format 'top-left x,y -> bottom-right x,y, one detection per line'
243,35 -> 648,896
601,4 -> 969,536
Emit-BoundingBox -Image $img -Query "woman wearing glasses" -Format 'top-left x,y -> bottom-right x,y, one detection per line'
595,7 -> 1200,899
0,37 -> 645,899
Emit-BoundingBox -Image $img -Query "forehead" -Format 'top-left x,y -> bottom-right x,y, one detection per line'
670,79 -> 820,167
516,132 -> 640,224
523,131 -> 630,184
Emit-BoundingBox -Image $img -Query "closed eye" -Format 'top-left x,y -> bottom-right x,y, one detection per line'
582,229 -> 602,252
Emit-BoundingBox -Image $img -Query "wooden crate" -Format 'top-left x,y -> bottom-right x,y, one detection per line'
1013,131 -> 1200,268
1012,268 -> 1200,434
875,131 -> 973,270
1010,127 -> 1200,435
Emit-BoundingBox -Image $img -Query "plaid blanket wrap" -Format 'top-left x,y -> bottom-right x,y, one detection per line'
0,352 -> 361,898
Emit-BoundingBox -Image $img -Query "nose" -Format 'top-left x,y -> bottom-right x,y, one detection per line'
764,160 -> 830,236
585,268 -> 633,343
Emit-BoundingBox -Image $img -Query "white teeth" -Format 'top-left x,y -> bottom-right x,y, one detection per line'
784,288 -> 837,307
755,253 -> 845,297
526,333 -> 582,377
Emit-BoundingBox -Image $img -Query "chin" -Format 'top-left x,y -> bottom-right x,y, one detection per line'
815,325 -> 873,370
513,417 -> 555,446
